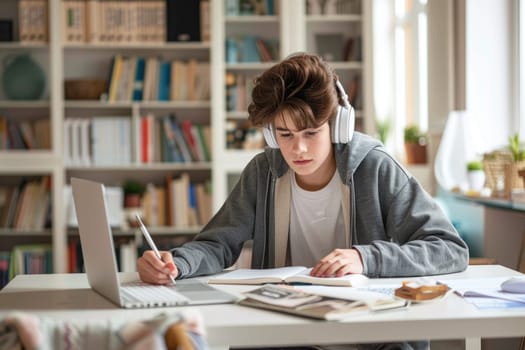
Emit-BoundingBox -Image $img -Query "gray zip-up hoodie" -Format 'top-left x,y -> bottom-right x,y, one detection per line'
172,132 -> 469,279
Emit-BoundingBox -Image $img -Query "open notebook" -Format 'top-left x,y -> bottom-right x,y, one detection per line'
71,177 -> 238,308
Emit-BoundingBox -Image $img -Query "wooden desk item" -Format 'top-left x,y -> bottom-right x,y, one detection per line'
394,281 -> 449,301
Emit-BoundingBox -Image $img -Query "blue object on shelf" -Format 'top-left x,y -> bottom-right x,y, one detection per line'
2,53 -> 46,100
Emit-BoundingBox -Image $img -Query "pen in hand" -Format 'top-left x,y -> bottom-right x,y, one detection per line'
135,214 -> 176,285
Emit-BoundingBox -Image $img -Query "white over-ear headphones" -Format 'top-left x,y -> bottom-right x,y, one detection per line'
262,80 -> 355,149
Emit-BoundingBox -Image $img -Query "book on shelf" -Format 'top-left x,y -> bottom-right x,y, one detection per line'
63,0 -> 86,43
169,116 -> 193,163
240,36 -> 261,63
0,118 -> 7,149
194,181 -> 212,224
161,116 -> 184,163
200,0 -> 210,41
157,61 -> 171,101
142,183 -> 166,227
90,117 -> 132,166
86,0 -> 100,43
208,266 -> 369,287
0,117 -> 50,150
0,177 -> 50,230
63,118 -> 92,166
180,120 -> 201,162
239,284 -> 407,321
166,0 -> 201,42
132,57 -> 146,101
143,57 -> 158,101
9,244 -> 52,280
19,0 -> 48,44
140,114 -> 153,163
108,54 -> 124,102
0,251 -> 11,289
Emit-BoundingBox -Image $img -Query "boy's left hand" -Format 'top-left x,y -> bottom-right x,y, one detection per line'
310,248 -> 364,277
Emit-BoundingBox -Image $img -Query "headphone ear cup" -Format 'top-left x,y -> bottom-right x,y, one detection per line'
262,124 -> 279,148
332,80 -> 355,144
331,105 -> 355,144
339,105 -> 355,143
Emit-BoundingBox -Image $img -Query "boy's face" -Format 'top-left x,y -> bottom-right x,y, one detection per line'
273,114 -> 336,190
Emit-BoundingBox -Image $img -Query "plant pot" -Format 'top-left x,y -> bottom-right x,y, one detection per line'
404,143 -> 427,164
124,194 -> 141,208
467,170 -> 485,191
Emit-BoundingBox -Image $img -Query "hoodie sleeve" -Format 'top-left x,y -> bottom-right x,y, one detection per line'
170,157 -> 261,279
352,153 -> 469,277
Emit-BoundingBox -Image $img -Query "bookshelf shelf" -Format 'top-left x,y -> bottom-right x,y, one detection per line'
0,152 -> 55,172
0,43 -> 49,50
329,61 -> 364,70
226,62 -> 277,70
63,100 -> 211,109
306,14 -> 362,22
68,226 -> 201,236
66,163 -> 212,172
0,101 -> 50,108
0,229 -> 52,236
62,42 -> 211,51
226,111 -> 250,120
225,15 -> 279,23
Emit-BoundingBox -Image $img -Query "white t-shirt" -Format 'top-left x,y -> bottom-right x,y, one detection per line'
289,171 -> 346,267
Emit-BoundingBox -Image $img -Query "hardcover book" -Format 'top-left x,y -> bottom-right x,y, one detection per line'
208,266 -> 369,287
239,284 -> 407,321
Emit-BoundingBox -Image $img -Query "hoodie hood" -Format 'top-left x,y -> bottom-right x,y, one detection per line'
263,131 -> 383,182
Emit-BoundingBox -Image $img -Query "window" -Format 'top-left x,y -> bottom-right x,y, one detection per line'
373,0 -> 428,159
516,1 -> 525,139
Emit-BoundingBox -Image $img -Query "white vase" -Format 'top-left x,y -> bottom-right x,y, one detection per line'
467,170 -> 486,192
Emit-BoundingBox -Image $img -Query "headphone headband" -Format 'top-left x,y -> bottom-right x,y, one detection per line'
263,79 -> 355,148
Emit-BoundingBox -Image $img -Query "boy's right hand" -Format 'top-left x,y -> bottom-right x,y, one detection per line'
137,250 -> 178,285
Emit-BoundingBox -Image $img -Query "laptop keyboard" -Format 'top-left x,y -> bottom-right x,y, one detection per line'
121,281 -> 190,308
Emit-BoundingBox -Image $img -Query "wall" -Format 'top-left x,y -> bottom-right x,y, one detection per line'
466,0 -> 515,152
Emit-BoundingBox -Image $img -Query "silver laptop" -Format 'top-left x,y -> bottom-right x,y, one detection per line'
71,177 -> 238,308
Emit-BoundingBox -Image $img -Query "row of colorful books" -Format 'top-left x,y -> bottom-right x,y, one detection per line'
63,0 -> 210,44
63,117 -> 132,167
225,36 -> 279,64
67,238 -> 138,274
225,0 -> 276,16
148,114 -> 212,164
0,177 -> 51,230
106,55 -> 210,103
0,245 -> 52,289
0,118 -> 51,151
63,175 -> 212,230
66,234 -> 194,274
225,72 -> 256,112
63,115 -> 211,167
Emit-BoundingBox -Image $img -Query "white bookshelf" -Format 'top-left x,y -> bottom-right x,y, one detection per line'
0,0 -> 373,275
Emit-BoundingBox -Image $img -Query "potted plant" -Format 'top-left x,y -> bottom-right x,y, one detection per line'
404,125 -> 427,164
375,118 -> 392,146
123,180 -> 146,208
466,160 -> 485,192
505,133 -> 525,196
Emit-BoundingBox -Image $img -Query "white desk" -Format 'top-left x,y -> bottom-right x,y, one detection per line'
1,265 -> 525,350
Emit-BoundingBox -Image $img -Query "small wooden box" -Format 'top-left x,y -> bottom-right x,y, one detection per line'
64,79 -> 107,100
